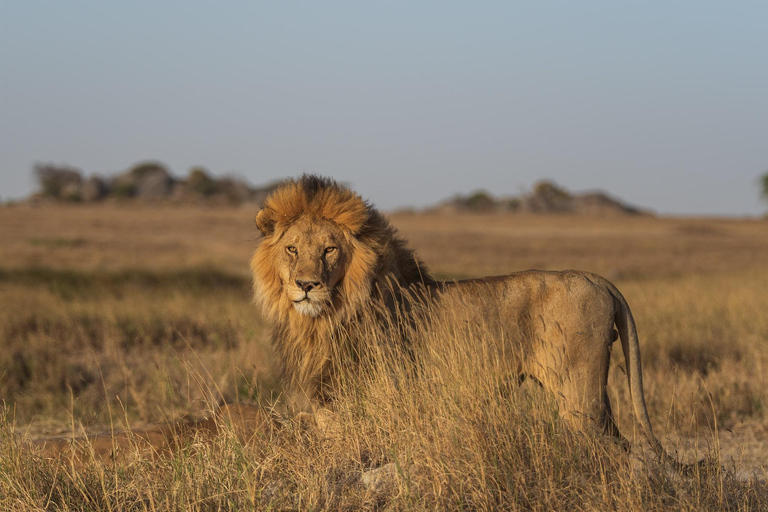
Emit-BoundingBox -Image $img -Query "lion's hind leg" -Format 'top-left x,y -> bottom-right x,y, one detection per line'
602,390 -> 630,451
535,333 -> 626,447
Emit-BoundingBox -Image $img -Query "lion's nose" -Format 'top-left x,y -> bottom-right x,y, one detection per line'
296,280 -> 320,292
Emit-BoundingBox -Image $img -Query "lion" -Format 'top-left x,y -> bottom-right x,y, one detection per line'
251,175 -> 684,469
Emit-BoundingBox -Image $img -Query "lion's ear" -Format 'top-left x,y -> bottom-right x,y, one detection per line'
256,208 -> 276,236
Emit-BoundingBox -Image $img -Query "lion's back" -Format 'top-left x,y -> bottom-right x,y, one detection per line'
444,270 -> 615,314
433,270 -> 618,353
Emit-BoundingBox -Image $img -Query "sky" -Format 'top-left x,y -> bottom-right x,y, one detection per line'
1,2 -> 767,215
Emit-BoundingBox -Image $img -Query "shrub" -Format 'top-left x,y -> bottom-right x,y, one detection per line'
33,164 -> 82,199
463,190 -> 496,211
188,167 -> 218,197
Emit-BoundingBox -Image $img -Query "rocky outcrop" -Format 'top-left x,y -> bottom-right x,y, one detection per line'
434,180 -> 649,216
133,163 -> 174,199
29,162 -> 278,205
81,176 -> 108,202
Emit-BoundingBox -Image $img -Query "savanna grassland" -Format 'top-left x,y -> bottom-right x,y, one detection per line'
1,203 -> 768,510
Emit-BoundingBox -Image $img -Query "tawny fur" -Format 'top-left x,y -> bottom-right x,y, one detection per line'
250,175 -> 686,470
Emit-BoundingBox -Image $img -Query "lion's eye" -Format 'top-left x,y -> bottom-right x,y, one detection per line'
324,247 -> 337,254
286,246 -> 298,254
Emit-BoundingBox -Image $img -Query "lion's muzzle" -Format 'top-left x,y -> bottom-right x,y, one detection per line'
295,280 -> 320,293
289,281 -> 327,317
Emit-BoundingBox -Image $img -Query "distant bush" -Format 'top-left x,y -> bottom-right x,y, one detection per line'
129,161 -> 168,179
463,190 -> 495,211
111,182 -> 137,199
533,180 -> 570,199
501,197 -> 521,211
34,164 -> 83,199
188,167 -> 218,197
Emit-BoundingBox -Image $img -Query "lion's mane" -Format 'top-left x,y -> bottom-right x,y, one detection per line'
250,175 -> 433,406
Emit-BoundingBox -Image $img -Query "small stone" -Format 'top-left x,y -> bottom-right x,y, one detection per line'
360,462 -> 398,494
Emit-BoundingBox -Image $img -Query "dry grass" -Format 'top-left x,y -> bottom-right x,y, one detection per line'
1,203 -> 768,510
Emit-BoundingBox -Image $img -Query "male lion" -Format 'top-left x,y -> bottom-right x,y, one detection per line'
251,175 -> 682,468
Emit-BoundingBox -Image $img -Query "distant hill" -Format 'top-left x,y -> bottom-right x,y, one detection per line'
28,162 -> 279,205
429,180 -> 651,216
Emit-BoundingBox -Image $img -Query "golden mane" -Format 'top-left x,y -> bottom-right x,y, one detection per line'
250,175 -> 433,407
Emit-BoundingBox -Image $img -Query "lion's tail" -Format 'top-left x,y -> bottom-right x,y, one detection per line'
607,279 -> 690,472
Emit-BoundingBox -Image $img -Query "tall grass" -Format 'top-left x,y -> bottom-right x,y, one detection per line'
0,268 -> 275,433
616,271 -> 768,439
1,206 -> 767,509
4,293 -> 766,510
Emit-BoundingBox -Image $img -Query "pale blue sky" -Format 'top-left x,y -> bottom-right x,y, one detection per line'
2,2 -> 767,214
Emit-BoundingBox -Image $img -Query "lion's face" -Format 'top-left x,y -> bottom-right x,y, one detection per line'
276,217 -> 348,317
252,176 -> 416,326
